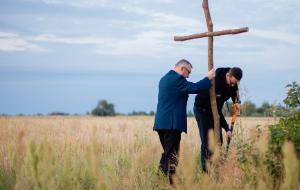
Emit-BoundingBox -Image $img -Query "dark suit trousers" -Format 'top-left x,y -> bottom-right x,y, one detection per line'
157,129 -> 181,177
193,106 -> 223,172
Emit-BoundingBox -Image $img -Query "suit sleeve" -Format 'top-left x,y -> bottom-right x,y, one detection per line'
177,77 -> 211,94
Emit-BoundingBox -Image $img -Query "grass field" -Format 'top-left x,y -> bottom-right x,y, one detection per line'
0,116 -> 298,189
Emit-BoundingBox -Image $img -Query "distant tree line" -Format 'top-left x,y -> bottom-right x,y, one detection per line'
90,99 -> 297,117
2,82 -> 298,117
90,99 -> 155,116
128,110 -> 155,116
49,112 -> 70,116
222,101 -> 288,117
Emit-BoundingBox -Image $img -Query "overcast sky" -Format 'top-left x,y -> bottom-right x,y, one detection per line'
0,0 -> 299,115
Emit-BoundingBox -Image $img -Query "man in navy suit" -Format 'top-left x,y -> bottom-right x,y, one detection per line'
153,59 -> 215,184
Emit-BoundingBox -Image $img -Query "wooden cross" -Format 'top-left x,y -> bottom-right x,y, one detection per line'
174,0 -> 249,144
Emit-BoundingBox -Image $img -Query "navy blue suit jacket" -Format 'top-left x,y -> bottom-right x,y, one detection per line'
153,70 -> 212,133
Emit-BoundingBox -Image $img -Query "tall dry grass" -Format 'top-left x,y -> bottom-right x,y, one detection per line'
0,116 -> 298,189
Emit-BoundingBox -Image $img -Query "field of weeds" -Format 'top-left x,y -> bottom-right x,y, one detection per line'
0,116 -> 298,189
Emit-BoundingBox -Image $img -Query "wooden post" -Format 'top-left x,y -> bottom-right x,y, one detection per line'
203,0 -> 220,144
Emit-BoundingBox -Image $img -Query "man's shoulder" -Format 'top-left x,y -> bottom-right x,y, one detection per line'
163,70 -> 177,78
160,70 -> 185,88
163,70 -> 185,81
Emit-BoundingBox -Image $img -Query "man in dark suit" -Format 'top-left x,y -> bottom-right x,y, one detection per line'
193,67 -> 242,172
153,59 -> 215,184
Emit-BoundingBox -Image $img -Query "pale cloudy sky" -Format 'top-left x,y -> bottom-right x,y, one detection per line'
0,0 -> 299,114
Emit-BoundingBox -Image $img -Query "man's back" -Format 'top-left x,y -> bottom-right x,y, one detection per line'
154,70 -> 211,133
154,70 -> 189,132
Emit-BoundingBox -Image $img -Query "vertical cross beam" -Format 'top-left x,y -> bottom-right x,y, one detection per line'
203,0 -> 220,145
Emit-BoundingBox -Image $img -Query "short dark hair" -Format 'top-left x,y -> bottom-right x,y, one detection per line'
175,59 -> 193,68
229,67 -> 243,81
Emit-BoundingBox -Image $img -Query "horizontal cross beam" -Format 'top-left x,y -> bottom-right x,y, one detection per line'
174,27 -> 249,41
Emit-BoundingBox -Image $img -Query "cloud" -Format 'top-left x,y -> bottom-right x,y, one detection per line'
4,0 -> 299,58
95,31 -> 178,56
38,0 -> 199,31
31,34 -> 111,45
30,31 -> 200,57
41,0 -> 109,8
0,32 -> 46,52
37,0 -> 200,33
123,8 -> 201,33
250,29 -> 300,45
40,0 -> 174,8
